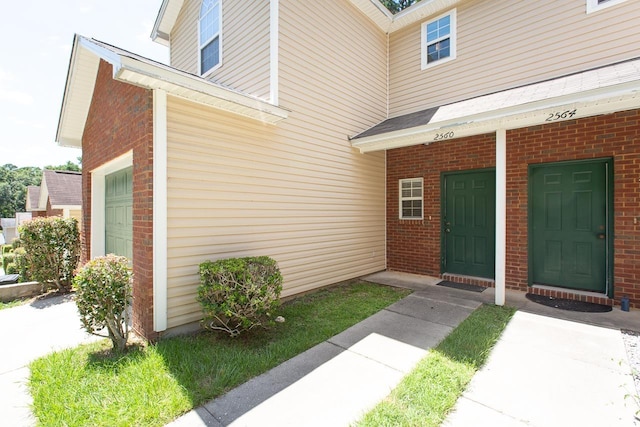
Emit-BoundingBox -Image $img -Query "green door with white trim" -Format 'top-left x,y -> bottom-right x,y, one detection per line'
105,167 -> 133,260
530,159 -> 611,293
442,170 -> 496,278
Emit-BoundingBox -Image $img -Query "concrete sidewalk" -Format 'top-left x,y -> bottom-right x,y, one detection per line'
0,294 -> 99,426
169,271 -> 640,426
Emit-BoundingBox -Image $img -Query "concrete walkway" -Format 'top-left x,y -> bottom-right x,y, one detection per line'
0,294 -> 99,426
169,271 -> 640,427
2,272 -> 639,426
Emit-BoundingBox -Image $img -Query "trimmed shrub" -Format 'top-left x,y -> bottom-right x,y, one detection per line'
198,256 -> 283,337
6,263 -> 17,274
74,255 -> 133,352
11,238 -> 21,250
18,217 -> 80,292
2,252 -> 14,272
13,248 -> 31,283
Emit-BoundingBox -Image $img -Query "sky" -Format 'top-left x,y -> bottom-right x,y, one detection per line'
0,0 -> 170,168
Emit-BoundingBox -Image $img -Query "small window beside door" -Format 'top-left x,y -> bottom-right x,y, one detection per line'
399,178 -> 423,220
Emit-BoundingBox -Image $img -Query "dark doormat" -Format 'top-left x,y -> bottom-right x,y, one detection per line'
437,281 -> 486,293
526,293 -> 612,312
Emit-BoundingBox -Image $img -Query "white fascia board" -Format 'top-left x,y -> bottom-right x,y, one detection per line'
56,36 -> 99,148
352,83 -> 640,153
151,0 -> 184,46
349,0 -> 461,34
114,56 -> 289,123
349,0 -> 393,31
389,0 -> 461,33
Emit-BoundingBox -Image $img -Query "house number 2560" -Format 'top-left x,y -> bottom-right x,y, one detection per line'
433,131 -> 454,141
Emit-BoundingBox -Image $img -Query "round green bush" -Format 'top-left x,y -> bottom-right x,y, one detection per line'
197,256 -> 283,337
74,255 -> 132,351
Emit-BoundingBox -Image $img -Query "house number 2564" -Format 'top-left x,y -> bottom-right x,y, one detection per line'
545,109 -> 577,122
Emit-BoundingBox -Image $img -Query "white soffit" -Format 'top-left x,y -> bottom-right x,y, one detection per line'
56,36 -> 288,148
350,0 -> 462,33
151,0 -> 184,46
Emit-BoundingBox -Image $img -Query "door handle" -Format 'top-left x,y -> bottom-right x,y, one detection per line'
596,233 -> 605,239
445,228 -> 451,233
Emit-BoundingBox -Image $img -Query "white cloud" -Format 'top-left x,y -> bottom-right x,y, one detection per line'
0,68 -> 33,106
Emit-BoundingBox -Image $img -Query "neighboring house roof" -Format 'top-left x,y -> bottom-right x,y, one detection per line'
56,35 -> 289,148
39,170 -> 82,209
351,57 -> 640,152
26,186 -> 43,212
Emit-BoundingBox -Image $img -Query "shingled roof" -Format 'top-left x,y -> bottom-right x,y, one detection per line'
41,170 -> 82,208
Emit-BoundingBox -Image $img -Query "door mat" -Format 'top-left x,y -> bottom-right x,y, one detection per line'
436,281 -> 486,293
525,293 -> 612,312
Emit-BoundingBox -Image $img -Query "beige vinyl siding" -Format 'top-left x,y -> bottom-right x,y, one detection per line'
389,0 -> 640,116
170,0 -> 270,99
69,209 -> 81,221
165,0 -> 387,329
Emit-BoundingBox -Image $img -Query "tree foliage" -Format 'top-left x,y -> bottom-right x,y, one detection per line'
0,160 -> 81,218
380,0 -> 420,14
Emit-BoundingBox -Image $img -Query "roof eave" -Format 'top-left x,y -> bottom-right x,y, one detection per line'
352,82 -> 640,153
56,36 -> 288,149
151,0 -> 184,46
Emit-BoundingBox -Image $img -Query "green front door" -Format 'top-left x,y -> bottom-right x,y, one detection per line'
105,167 -> 133,260
442,170 -> 496,278
530,159 -> 611,293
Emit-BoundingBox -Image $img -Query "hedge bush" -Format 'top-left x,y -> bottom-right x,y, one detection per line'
74,255 -> 133,352
13,248 -> 30,283
18,217 -> 80,292
6,263 -> 18,274
197,256 -> 283,337
2,252 -> 14,272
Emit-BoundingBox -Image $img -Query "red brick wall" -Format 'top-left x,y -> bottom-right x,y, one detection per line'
387,110 -> 640,308
387,133 -> 496,275
82,60 -> 156,340
45,199 -> 63,217
506,110 -> 640,307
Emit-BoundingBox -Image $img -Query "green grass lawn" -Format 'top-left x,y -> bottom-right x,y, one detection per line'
0,298 -> 28,310
29,281 -> 410,427
356,304 -> 516,427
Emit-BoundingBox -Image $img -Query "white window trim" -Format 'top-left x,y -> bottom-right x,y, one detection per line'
90,151 -> 133,258
198,0 -> 223,76
587,0 -> 629,13
421,9 -> 457,70
399,178 -> 424,220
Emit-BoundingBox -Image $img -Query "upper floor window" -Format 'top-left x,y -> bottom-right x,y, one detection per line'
421,9 -> 456,70
199,0 -> 221,75
399,178 -> 423,220
587,0 -> 629,13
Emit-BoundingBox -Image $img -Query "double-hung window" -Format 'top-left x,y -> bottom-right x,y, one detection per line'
421,9 -> 456,70
199,0 -> 221,75
586,0 -> 629,13
400,178 -> 423,220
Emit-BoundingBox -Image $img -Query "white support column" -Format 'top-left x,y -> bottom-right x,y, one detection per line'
495,129 -> 506,306
153,89 -> 168,332
269,0 -> 279,105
